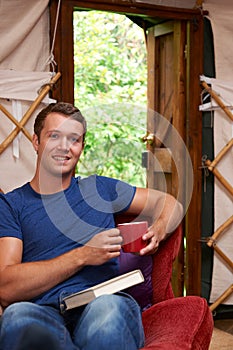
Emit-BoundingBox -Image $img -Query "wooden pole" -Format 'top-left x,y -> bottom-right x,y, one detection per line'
201,81 -> 233,122
213,245 -> 233,270
0,104 -> 32,142
0,72 -> 61,155
208,138 -> 233,170
207,215 -> 233,247
210,284 -> 233,312
205,159 -> 233,196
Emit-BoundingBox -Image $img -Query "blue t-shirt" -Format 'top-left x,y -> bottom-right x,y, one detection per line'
0,175 -> 136,309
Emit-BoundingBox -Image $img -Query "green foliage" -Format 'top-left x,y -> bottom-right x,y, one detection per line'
76,104 -> 147,186
73,11 -> 147,186
74,11 -> 147,108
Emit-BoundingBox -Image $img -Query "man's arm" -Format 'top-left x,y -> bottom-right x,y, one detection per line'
125,187 -> 183,255
0,229 -> 122,308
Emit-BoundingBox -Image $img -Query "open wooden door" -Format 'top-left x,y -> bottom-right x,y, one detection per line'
143,18 -> 204,297
143,20 -> 187,296
145,21 -> 187,191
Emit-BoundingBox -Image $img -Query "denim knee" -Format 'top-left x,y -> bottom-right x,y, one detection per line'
1,302 -> 37,325
0,302 -> 74,350
74,293 -> 144,350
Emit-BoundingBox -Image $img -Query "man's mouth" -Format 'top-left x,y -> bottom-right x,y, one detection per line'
52,155 -> 70,162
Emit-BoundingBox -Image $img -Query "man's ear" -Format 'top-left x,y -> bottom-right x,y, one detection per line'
32,134 -> 39,153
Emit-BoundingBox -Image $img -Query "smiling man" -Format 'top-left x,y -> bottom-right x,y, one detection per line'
31,103 -> 86,193
0,102 -> 183,350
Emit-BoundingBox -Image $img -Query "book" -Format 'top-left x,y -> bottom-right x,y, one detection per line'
61,269 -> 144,310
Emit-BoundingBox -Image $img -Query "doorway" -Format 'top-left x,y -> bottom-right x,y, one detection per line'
73,10 -> 147,187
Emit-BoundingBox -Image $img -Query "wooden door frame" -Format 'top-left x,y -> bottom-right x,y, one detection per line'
49,0 -> 205,297
186,18 -> 204,296
147,20 -> 188,297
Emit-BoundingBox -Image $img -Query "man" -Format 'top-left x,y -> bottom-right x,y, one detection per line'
0,102 -> 183,350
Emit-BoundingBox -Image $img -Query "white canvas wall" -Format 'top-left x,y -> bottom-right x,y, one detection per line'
0,0 -> 50,70
0,0 -> 50,193
203,0 -> 233,305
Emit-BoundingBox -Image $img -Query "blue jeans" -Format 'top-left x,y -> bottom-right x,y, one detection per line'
0,293 -> 144,350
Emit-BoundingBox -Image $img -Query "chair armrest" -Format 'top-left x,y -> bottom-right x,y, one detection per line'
141,296 -> 213,350
151,225 -> 182,304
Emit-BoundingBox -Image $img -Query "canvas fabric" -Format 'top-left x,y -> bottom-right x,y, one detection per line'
0,0 -> 50,193
203,0 -> 233,304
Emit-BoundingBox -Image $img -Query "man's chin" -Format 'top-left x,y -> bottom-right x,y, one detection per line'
48,167 -> 73,179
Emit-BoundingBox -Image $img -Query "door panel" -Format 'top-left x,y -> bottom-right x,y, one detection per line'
145,21 -> 187,296
146,21 -> 186,196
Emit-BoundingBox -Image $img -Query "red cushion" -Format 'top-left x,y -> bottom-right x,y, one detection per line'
151,225 -> 182,304
141,296 -> 213,350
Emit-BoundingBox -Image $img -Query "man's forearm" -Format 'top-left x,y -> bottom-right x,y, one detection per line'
0,228 -> 122,308
0,247 -> 86,308
154,192 -> 183,235
127,187 -> 183,236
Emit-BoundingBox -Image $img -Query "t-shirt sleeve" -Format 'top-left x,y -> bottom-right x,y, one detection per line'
0,194 -> 22,239
96,175 -> 136,214
77,175 -> 136,216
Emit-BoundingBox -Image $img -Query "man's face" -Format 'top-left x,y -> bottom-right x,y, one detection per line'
33,112 -> 84,178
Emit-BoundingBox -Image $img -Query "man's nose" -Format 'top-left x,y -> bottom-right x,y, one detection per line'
57,137 -> 70,151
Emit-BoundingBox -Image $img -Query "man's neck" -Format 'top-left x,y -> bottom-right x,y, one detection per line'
30,172 -> 72,195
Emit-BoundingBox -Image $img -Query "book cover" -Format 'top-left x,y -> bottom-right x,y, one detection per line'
61,269 -> 144,310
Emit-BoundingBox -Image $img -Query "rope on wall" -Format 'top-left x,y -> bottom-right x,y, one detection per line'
43,0 -> 62,73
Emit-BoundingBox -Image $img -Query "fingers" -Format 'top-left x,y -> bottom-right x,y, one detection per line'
102,228 -> 123,246
87,228 -> 123,250
140,226 -> 161,255
107,228 -> 121,236
81,228 -> 123,266
140,240 -> 158,255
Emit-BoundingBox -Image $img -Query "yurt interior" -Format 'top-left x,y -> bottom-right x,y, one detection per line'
0,0 -> 232,349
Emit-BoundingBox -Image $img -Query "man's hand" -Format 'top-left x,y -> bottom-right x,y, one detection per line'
81,228 -> 123,265
139,218 -> 166,255
124,187 -> 183,256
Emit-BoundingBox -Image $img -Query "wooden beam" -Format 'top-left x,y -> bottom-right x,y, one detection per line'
70,0 -> 207,20
50,0 -> 74,103
171,20 -> 187,298
185,17 -> 204,297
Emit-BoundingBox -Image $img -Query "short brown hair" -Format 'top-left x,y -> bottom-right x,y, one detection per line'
34,102 -> 87,142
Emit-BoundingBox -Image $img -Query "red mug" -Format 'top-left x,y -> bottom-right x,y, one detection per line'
117,221 -> 148,253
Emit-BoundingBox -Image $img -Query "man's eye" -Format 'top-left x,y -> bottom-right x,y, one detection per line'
70,137 -> 80,143
50,133 -> 59,139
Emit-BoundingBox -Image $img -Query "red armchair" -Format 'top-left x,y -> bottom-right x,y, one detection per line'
115,213 -> 213,350
140,225 -> 214,349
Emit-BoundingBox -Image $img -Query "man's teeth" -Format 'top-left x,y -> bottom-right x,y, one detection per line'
54,156 -> 68,161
